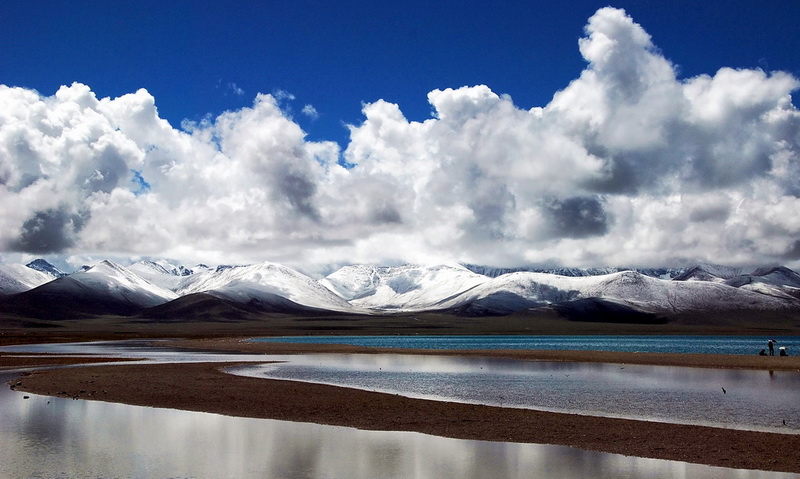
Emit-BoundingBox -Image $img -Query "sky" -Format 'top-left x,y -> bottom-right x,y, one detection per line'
1,1 -> 799,275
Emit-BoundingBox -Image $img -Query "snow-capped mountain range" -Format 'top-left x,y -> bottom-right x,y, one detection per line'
1,259 -> 800,319
0,263 -> 57,296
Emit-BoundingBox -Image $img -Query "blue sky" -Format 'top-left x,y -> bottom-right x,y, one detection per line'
1,2 -> 799,273
3,1 -> 798,145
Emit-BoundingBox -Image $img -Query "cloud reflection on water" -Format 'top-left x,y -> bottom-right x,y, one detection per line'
0,371 -> 794,479
233,353 -> 800,434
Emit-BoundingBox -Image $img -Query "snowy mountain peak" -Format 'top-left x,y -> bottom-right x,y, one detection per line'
751,265 -> 800,282
321,263 -> 489,309
674,263 -> 743,282
178,261 -> 354,312
71,260 -> 178,307
0,263 -> 56,296
130,260 -> 173,276
462,264 -> 686,279
88,260 -> 128,275
156,260 -> 194,276
724,265 -> 800,297
126,261 -> 188,292
129,259 -> 197,277
25,259 -> 66,279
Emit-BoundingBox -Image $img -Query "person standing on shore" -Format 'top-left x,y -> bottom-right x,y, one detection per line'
768,340 -> 776,356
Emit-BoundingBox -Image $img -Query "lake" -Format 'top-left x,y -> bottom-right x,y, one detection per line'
231,353 -> 800,434
251,334 -> 800,355
1,340 -> 798,478
1,370 -> 791,479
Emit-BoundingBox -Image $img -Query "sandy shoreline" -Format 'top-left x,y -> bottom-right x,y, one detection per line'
0,353 -> 139,370
5,337 -> 800,473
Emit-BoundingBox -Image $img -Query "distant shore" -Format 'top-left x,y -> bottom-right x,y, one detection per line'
175,336 -> 800,371
4,335 -> 800,473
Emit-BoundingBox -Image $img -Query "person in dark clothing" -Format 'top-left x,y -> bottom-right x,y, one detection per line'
768,340 -> 776,356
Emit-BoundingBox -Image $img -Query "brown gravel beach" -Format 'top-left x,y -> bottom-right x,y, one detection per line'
6,337 -> 800,473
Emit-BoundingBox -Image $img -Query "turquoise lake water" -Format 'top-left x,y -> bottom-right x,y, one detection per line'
251,334 -> 799,355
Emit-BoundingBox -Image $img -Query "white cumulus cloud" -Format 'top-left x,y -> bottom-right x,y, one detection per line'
1,7 -> 799,274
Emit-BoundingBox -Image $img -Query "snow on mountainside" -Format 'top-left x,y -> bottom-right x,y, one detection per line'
0,264 -> 55,296
25,259 -> 67,279
673,263 -> 743,282
129,260 -> 174,277
0,260 -> 178,318
577,270 -> 791,312
179,261 -> 354,312
441,272 -> 582,315
4,257 -> 800,318
462,264 -> 685,279
319,263 -> 800,314
318,264 -> 382,301
751,266 -> 800,285
156,260 -> 194,277
440,270 -> 797,315
320,263 -> 488,311
724,266 -> 800,300
64,260 -> 178,307
128,261 -> 191,291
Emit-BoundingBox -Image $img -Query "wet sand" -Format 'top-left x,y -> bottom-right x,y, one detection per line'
5,337 -> 800,473
0,353 -> 138,370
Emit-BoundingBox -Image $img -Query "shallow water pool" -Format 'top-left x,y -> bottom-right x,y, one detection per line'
232,353 -> 800,434
1,369 -> 794,479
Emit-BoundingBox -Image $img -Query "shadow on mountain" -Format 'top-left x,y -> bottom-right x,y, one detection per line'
133,293 -> 262,322
0,278 -> 143,319
135,292 -> 335,322
451,292 -> 544,316
552,298 -> 667,324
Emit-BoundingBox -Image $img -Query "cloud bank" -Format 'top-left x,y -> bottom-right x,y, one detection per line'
1,7 -> 798,273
